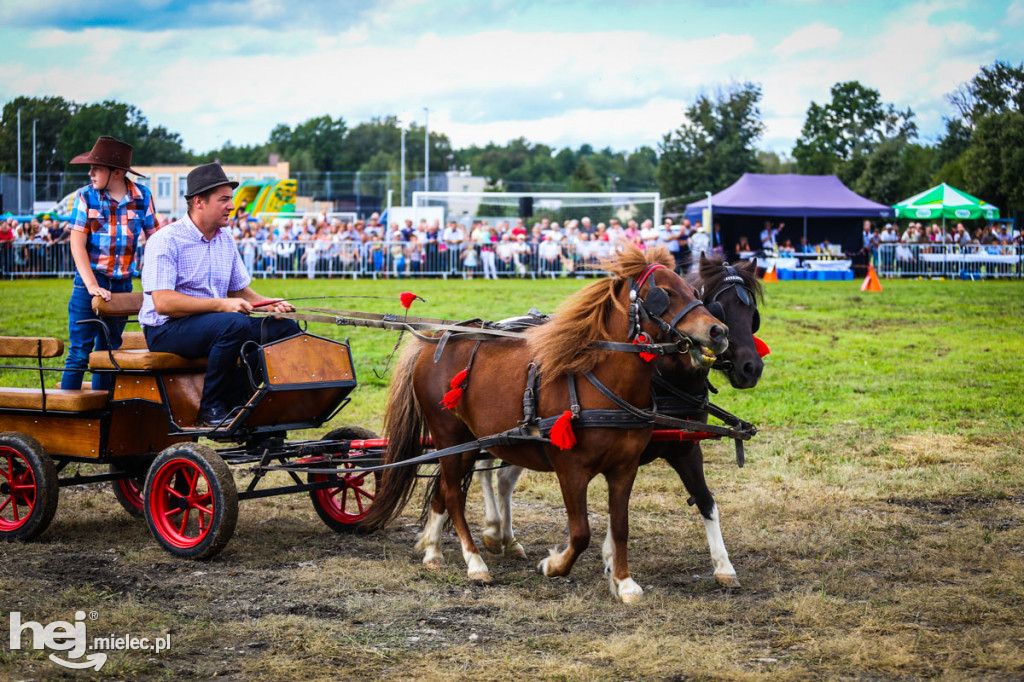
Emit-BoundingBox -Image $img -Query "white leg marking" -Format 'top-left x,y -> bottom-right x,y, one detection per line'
415,508 -> 448,567
497,466 -> 525,558
612,576 -> 644,604
464,550 -> 492,583
703,503 -> 740,588
601,523 -> 614,575
476,463 -> 503,554
536,547 -> 561,577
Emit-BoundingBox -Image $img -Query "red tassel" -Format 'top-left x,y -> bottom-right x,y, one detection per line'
400,292 -> 418,309
440,368 -> 470,409
633,333 -> 657,363
753,335 -> 771,358
550,410 -> 577,450
449,368 -> 468,389
441,386 -> 464,410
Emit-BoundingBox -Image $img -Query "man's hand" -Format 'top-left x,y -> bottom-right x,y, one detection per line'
270,300 -> 295,313
220,298 -> 254,315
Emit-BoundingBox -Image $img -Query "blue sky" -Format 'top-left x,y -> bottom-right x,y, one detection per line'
2,0 -> 1021,156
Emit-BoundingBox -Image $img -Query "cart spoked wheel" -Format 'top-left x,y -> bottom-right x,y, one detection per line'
110,461 -> 150,518
0,432 -> 59,542
309,426 -> 381,533
144,443 -> 238,559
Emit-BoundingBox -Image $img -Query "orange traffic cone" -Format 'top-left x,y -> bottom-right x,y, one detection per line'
762,263 -> 778,282
861,264 -> 883,292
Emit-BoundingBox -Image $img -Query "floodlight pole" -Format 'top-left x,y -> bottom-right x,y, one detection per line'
32,119 -> 37,210
423,107 -> 429,193
400,127 -> 406,207
705,191 -> 712,236
16,108 -> 22,214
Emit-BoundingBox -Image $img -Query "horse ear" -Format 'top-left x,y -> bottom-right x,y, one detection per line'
699,253 -> 709,266
737,258 -> 757,274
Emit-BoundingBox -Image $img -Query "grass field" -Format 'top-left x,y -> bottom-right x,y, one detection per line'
1,276 -> 1023,680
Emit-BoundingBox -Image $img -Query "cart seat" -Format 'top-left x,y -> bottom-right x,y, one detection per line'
89,349 -> 207,372
0,387 -> 108,412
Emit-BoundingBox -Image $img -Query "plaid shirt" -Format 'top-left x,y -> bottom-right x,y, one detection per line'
139,214 -> 251,327
69,178 -> 159,279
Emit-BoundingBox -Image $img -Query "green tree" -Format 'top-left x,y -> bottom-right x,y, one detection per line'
756,150 -> 796,174
961,111 -> 1024,211
949,60 -> 1024,127
568,156 -> 603,192
0,96 -> 74,174
792,81 -> 916,183
658,82 -> 765,199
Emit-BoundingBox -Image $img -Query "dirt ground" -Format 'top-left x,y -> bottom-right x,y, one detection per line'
2,431 -> 1023,681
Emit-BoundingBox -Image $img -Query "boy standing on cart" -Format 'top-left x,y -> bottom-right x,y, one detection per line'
62,136 -> 159,391
139,163 -> 299,427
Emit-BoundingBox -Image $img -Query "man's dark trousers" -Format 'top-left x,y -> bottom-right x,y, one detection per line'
144,313 -> 300,413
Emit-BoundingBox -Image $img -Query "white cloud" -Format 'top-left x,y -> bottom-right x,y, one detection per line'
772,22 -> 842,57
1006,0 -> 1024,25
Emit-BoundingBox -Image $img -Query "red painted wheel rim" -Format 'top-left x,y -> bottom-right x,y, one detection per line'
0,446 -> 37,531
312,459 -> 378,524
149,458 -> 215,549
116,476 -> 145,511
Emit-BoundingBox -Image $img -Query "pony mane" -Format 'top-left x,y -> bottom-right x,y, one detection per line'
527,243 -> 675,381
694,254 -> 763,304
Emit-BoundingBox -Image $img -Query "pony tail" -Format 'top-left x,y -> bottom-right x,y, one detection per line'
360,340 -> 427,532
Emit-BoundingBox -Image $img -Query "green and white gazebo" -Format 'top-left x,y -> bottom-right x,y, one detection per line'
893,183 -> 1000,225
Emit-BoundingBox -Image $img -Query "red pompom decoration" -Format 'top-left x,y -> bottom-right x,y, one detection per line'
441,386 -> 464,410
440,368 -> 470,409
400,292 -> 418,309
448,368 -> 468,389
633,333 -> 657,363
753,335 -> 771,358
550,410 -> 577,450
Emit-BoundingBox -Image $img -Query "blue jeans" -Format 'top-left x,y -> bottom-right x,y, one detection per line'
61,273 -> 133,390
144,313 -> 300,414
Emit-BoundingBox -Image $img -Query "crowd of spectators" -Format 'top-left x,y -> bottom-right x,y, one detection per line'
2,212 -> 1021,279
222,212 -> 724,279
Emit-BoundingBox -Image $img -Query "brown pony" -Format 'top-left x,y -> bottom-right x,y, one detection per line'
362,244 -> 728,603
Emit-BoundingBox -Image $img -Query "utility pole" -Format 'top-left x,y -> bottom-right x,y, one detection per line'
423,107 -> 429,193
16,108 -> 22,214
400,126 -> 406,207
32,119 -> 37,210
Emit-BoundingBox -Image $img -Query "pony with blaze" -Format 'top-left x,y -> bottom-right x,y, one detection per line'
476,255 -> 766,588
361,245 -> 728,603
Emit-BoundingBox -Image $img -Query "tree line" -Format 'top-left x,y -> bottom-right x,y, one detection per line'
1,61 -> 1020,212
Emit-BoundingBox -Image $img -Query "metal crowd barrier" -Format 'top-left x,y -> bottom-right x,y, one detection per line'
0,240 -> 622,280
875,243 -> 1023,279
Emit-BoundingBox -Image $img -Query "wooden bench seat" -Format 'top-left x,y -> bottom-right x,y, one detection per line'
0,387 -> 108,412
89,349 -> 207,372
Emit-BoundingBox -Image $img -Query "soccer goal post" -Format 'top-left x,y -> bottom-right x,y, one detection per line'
412,191 -> 661,228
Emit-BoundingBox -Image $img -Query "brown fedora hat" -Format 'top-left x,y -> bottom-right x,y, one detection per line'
70,136 -> 145,177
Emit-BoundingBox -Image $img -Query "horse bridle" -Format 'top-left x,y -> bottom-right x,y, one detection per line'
702,264 -> 759,372
628,263 -> 707,351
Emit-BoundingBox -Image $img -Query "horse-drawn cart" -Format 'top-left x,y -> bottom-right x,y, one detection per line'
2,259 -> 759,589
0,293 -> 384,558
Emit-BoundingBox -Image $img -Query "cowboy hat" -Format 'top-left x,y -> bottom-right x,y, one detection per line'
70,136 -> 145,177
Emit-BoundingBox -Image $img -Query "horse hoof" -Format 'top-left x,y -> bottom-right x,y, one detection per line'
468,570 -> 492,584
506,541 -> 527,560
715,573 -> 741,589
482,535 -> 503,555
423,557 -> 444,569
614,577 -> 644,604
620,591 -> 644,605
536,558 -> 549,575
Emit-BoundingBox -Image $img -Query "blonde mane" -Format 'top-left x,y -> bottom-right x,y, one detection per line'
527,243 -> 676,382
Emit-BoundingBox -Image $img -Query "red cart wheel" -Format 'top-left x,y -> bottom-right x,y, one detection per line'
144,443 -> 237,559
0,432 -> 59,542
110,461 -> 149,518
309,426 -> 381,533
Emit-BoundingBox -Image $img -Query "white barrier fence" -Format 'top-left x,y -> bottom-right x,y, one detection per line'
1,240 -> 632,280
876,243 -> 1023,279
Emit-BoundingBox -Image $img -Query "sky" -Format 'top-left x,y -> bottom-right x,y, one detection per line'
1,0 -> 1022,157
